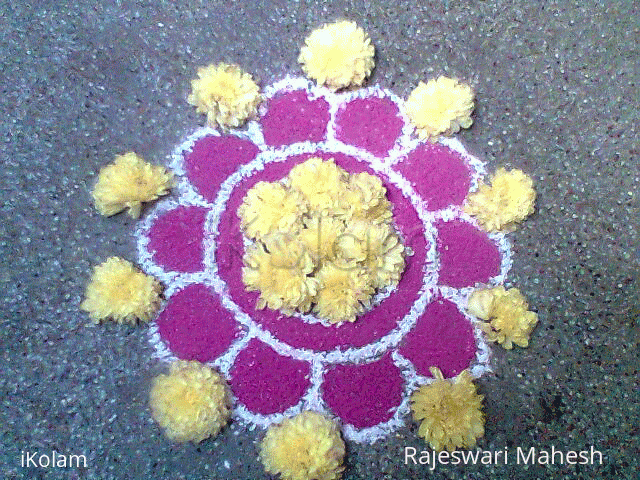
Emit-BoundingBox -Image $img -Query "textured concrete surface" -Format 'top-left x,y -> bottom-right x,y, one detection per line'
1,0 -> 638,479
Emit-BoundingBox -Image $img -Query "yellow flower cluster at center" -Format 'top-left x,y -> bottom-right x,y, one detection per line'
238,157 -> 406,324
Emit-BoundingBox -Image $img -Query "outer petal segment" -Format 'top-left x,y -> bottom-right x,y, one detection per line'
184,135 -> 260,203
260,90 -> 330,147
229,339 -> 311,415
156,284 -> 242,362
394,143 -> 471,210
322,353 -> 404,428
147,205 -> 208,273
436,220 -> 501,288
398,297 -> 476,378
335,96 -> 404,157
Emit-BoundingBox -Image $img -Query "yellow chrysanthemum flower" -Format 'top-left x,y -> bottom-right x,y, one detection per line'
260,411 -> 345,480
298,20 -> 375,90
411,367 -> 485,452
81,256 -> 162,324
404,76 -> 474,141
467,286 -> 538,349
287,157 -> 349,215
334,221 -> 405,289
314,263 -> 374,323
149,360 -> 231,443
341,172 -> 392,224
237,181 -> 307,240
243,234 -> 319,313
298,215 -> 346,263
464,168 -> 536,232
187,63 -> 261,128
92,152 -> 173,218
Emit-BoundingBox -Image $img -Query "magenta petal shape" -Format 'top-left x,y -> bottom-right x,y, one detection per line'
322,354 -> 404,428
394,143 -> 471,210
229,339 -> 311,415
335,96 -> 404,157
260,90 -> 330,147
398,297 -> 476,378
147,205 -> 208,273
184,135 -> 260,202
437,220 -> 501,288
156,284 -> 242,363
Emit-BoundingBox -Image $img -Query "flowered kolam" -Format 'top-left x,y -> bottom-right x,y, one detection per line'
467,286 -> 538,349
187,63 -> 261,128
92,152 -> 173,218
260,411 -> 345,480
149,360 -> 231,443
81,256 -> 162,324
464,167 -> 536,232
135,75 -> 525,445
411,367 -> 485,452
299,20 -> 375,90
404,76 -> 474,142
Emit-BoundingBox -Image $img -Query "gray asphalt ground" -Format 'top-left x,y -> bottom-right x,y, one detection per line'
1,1 -> 638,479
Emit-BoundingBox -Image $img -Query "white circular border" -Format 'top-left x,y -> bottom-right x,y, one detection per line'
136,76 -> 511,443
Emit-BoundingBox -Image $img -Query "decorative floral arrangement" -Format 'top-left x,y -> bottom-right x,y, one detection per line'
82,19 -> 538,479
238,156 -> 405,323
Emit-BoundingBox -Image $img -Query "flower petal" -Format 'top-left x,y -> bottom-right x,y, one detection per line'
148,205 -> 208,273
156,284 -> 242,363
229,339 -> 311,415
322,353 -> 404,428
260,90 -> 330,147
335,96 -> 404,157
398,297 -> 476,378
394,143 -> 471,210
184,135 -> 260,203
436,220 -> 501,288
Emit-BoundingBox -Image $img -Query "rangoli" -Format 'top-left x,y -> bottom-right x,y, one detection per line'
83,19 -> 538,478
135,76 -> 510,442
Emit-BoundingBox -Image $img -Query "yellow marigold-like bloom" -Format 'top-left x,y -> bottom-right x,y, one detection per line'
411,367 -> 484,452
187,63 -> 261,128
313,263 -> 374,323
238,181 -> 307,240
243,235 -> 319,313
298,215 -> 346,263
149,360 -> 231,443
81,256 -> 162,324
92,152 -> 173,218
464,168 -> 536,232
404,76 -> 474,141
260,411 -> 345,480
467,286 -> 538,349
287,157 -> 349,215
298,20 -> 375,91
335,221 -> 405,289
341,172 -> 392,224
